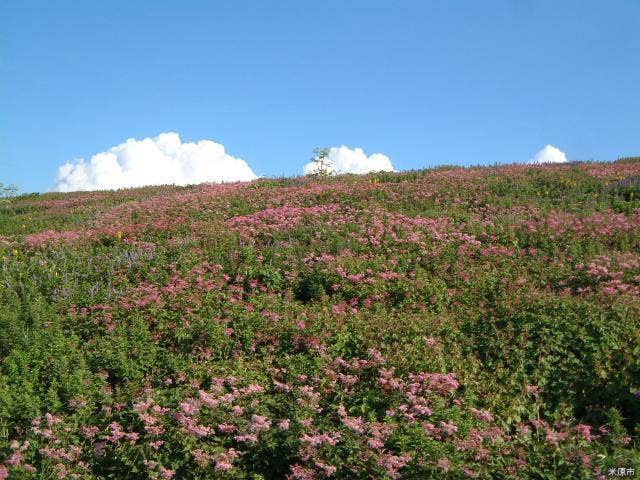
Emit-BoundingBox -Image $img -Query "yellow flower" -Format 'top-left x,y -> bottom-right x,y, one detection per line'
115,231 -> 123,239
12,249 -> 18,256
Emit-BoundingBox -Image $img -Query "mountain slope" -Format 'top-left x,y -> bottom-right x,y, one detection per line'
1,159 -> 639,478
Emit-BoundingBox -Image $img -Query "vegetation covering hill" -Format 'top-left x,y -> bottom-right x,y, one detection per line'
1,159 -> 640,479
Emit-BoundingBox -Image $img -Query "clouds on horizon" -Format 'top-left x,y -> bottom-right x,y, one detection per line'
54,135 -> 569,192
54,132 -> 258,192
303,146 -> 395,175
528,145 -> 568,164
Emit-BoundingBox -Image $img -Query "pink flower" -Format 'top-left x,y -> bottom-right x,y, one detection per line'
187,423 -> 212,438
338,373 -> 358,387
368,437 -> 384,449
241,384 -> 265,395
424,337 -> 438,348
105,422 -> 125,442
198,390 -> 219,408
331,303 -> 345,315
192,449 -> 212,466
215,459 -> 234,472
545,428 -> 568,446
54,463 -> 68,479
234,433 -> 258,443
80,425 -> 100,438
6,451 -> 23,466
274,380 -> 291,392
525,385 -> 542,396
45,413 -> 62,426
231,405 -> 244,416
233,433 -> 258,443
425,373 -> 459,395
411,403 -> 433,416
340,415 -> 365,434
469,407 -> 494,423
215,448 -> 238,472
377,453 -> 411,479
288,464 -> 316,480
574,424 -> 595,442
158,466 -> 174,479
250,415 -> 272,432
174,413 -> 212,438
437,457 -> 451,472
463,467 -> 479,477
316,461 -> 337,476
278,419 -> 291,430
179,398 -> 201,415
149,440 -> 164,450
218,423 -> 237,433
439,420 -> 458,435
126,431 -> 139,444
301,431 -> 341,447
0,465 -> 8,480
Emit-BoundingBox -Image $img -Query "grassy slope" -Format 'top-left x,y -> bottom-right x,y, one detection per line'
0,159 -> 639,478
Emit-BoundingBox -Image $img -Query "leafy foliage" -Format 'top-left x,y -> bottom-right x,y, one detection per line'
1,159 -> 640,478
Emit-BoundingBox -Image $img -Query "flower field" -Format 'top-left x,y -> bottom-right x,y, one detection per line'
1,159 -> 640,479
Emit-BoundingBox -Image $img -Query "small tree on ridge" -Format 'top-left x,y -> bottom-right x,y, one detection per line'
308,147 -> 334,177
0,182 -> 18,199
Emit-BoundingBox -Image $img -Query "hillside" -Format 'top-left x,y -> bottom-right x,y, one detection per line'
1,159 -> 640,478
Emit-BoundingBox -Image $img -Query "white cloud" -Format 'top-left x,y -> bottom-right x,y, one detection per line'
528,145 -> 568,164
54,132 -> 258,192
303,146 -> 395,175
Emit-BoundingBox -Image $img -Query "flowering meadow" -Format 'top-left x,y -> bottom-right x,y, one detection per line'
1,159 -> 640,479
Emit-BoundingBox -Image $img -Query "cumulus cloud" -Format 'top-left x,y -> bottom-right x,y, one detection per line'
54,132 -> 258,192
528,145 -> 568,165
303,146 -> 394,175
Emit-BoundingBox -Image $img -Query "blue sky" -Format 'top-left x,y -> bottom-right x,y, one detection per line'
2,0 -> 639,192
